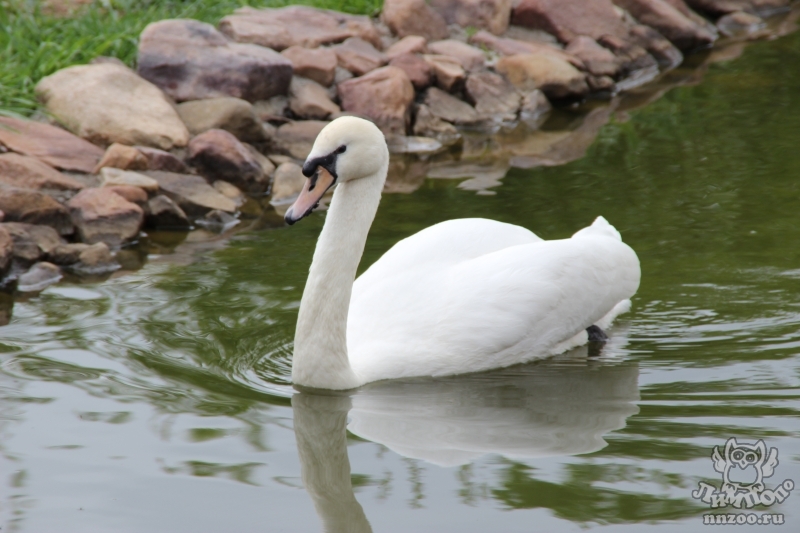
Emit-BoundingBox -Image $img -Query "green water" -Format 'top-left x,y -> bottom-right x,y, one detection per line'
2,30 -> 800,532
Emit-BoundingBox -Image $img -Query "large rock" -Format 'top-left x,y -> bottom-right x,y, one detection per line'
1,222 -> 63,264
382,0 -> 449,41
0,117 -> 103,173
430,0 -> 513,35
146,172 -> 237,217
66,188 -> 144,246
565,36 -> 621,77
423,55 -> 466,92
269,162 -> 306,205
176,97 -> 266,142
289,77 -> 341,120
470,31 -> 584,68
0,189 -> 74,235
465,72 -> 521,123
338,67 -> 415,136
93,143 -> 149,173
219,6 -> 382,50
334,38 -> 388,76
186,129 -> 269,194
0,226 -> 11,278
0,153 -> 84,192
274,120 -> 329,159
386,36 -> 427,60
423,87 -> 480,124
613,0 -> 717,49
388,54 -> 433,90
48,242 -> 90,265
146,195 -> 190,229
281,46 -> 338,87
137,19 -> 292,103
511,0 -> 629,43
36,63 -> 190,150
427,40 -> 486,71
496,54 -> 589,99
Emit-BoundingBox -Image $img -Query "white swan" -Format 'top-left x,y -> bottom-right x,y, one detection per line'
285,116 -> 641,390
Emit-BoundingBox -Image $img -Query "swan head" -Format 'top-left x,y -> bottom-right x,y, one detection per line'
285,116 -> 388,225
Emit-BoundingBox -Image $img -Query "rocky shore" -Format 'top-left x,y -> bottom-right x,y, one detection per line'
0,0 -> 798,309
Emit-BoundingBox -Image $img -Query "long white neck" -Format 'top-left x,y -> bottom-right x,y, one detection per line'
292,164 -> 387,390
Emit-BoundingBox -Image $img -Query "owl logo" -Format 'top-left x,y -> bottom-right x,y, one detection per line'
712,438 -> 779,493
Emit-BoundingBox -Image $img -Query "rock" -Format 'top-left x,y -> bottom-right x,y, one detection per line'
66,188 -> 144,246
413,104 -> 461,143
430,0 -> 514,35
219,6 -> 382,50
0,189 -> 74,235
612,0 -> 716,50
17,262 -> 62,292
213,181 -> 245,206
93,143 -> 149,173
274,120 -> 329,159
48,242 -> 90,265
0,117 -> 103,173
100,167 -> 160,194
0,153 -> 84,192
134,147 -> 190,174
0,223 -> 62,264
338,66 -> 415,136
717,11 -> 766,36
387,135 -> 444,154
423,87 -> 480,124
146,195 -> 191,229
195,210 -> 240,232
427,40 -> 486,71
470,31 -> 585,68
334,37 -> 388,76
423,54 -> 466,92
75,242 -> 118,273
465,72 -> 521,123
186,129 -> 269,194
627,25 -> 684,68
104,185 -> 148,207
388,54 -> 433,90
281,46 -> 338,87
520,89 -> 552,125
270,162 -> 306,205
511,0 -> 629,43
176,97 -> 266,142
137,19 -> 293,103
597,35 -> 660,76
382,0 -> 449,41
36,63 -> 190,150
146,171 -> 237,217
565,36 -> 621,77
289,77 -> 341,120
245,145 -> 277,180
253,96 -> 290,121
496,54 -> 589,100
0,226 -> 12,277
386,36 -> 427,60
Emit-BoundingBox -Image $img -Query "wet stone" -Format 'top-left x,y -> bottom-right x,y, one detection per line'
17,262 -> 62,292
0,222 -> 63,264
146,195 -> 191,229
48,242 -> 90,265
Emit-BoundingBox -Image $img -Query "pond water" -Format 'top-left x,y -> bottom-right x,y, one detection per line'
2,27 -> 800,533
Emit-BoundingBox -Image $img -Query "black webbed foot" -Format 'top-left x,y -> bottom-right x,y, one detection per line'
586,325 -> 608,358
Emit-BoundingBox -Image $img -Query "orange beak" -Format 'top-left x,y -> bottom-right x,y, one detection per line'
284,166 -> 337,225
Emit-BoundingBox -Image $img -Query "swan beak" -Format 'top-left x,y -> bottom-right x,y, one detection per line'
285,167 -> 337,225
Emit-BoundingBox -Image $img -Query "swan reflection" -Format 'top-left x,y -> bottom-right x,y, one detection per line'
292,342 -> 640,532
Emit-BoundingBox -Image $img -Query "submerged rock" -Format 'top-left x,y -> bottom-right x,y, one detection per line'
73,242 -> 119,274
194,210 -> 240,232
176,97 -> 267,142
17,262 -> 62,292
0,153 -> 85,192
66,188 -> 144,246
0,189 -> 74,236
338,66 -> 415,136
0,116 -> 103,173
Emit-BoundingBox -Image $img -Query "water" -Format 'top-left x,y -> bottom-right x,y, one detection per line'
2,27 -> 800,533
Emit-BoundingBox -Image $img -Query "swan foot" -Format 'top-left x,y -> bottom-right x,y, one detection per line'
586,325 -> 608,358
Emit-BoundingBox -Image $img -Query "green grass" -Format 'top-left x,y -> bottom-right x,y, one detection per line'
0,0 -> 383,116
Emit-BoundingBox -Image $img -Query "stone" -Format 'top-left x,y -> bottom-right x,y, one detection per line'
17,262 -> 62,292
213,181 -> 245,206
219,6 -> 382,50
137,19 -> 293,103
100,167 -> 160,194
146,171 -> 237,217
338,66 -> 415,136
423,87 -> 480,124
36,63 -> 190,150
520,89 -> 552,125
146,195 -> 191,229
93,143 -> 149,173
270,162 -> 306,205
0,226 -> 12,277
245,145 -> 277,180
0,153 -> 84,192
427,40 -> 486,71
176,97 -> 266,142
465,72 -> 521,123
717,11 -> 766,36
75,242 -> 118,273
597,35 -> 660,75
469,31 -> 585,69
565,36 -> 621,78
0,189 -> 74,235
0,222 -> 62,264
281,46 -> 338,87
66,188 -> 144,246
627,25 -> 684,68
496,54 -> 589,100
423,55 -> 466,92
430,0 -> 514,35
274,121 -> 330,159
195,210 -> 240,232
612,0 -> 717,50
388,54 -> 433,90
186,129 -> 269,194
511,0 -> 629,43
253,96 -> 290,121
289,77 -> 341,120
385,36 -> 427,60
386,135 -> 444,155
413,104 -> 460,142
104,185 -> 148,207
135,147 -> 190,174
48,242 -> 90,265
382,0 -> 449,41
684,0 -> 756,16
0,117 -> 103,173
334,38 -> 388,76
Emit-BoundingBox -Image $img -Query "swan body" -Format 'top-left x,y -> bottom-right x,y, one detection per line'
286,117 -> 641,390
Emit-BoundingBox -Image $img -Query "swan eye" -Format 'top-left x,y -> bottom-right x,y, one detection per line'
336,145 -> 347,154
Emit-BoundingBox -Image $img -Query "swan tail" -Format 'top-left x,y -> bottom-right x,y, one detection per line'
571,216 -> 622,241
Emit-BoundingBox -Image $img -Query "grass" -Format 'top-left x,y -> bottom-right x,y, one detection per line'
0,0 -> 383,116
